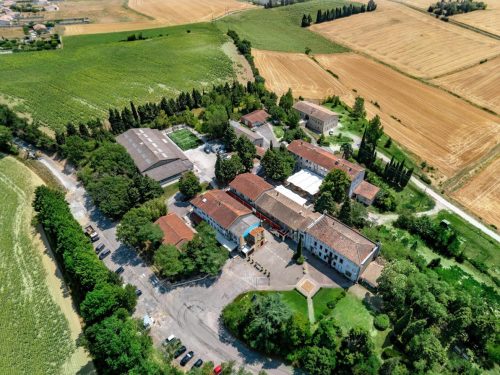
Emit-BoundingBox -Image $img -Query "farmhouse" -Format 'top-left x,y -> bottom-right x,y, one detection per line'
117,128 -> 193,185
228,172 -> 273,207
288,140 -> 365,197
241,109 -> 270,128
229,120 -> 265,147
304,214 -> 380,282
353,180 -> 380,206
293,101 -> 338,134
190,190 -> 261,251
154,212 -> 195,249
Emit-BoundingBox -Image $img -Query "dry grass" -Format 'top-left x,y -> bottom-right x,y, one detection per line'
310,0 -> 500,79
433,57 -> 500,114
63,0 -> 254,35
0,27 -> 25,39
252,49 -> 351,100
451,157 -> 500,228
314,53 -> 500,178
453,0 -> 500,36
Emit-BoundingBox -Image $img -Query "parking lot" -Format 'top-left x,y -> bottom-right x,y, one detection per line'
184,142 -> 221,185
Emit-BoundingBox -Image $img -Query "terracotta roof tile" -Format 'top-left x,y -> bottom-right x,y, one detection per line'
241,109 -> 270,126
307,215 -> 376,266
190,190 -> 252,230
155,213 -> 195,248
229,173 -> 273,202
354,181 -> 380,201
288,140 -> 364,179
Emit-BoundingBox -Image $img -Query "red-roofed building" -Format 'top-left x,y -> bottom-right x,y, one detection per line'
241,109 -> 270,128
155,213 -> 195,249
288,140 -> 365,197
229,173 -> 273,207
354,180 -> 380,206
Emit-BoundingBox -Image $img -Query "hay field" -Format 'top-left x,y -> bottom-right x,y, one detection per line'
433,57 -> 500,114
63,0 -> 254,35
310,0 -> 500,78
0,156 -> 83,373
451,157 -> 500,228
252,49 -> 351,99
314,53 -> 500,177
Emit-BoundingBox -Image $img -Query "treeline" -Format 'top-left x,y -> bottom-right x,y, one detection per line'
395,214 -> 463,259
301,0 -> 377,27
0,34 -> 61,53
33,187 -> 177,374
226,30 -> 263,82
262,0 -> 305,8
378,259 -> 499,372
428,0 -> 487,16
223,293 -> 381,374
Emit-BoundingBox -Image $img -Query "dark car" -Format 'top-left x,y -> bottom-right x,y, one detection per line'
193,359 -> 203,368
180,351 -> 194,366
174,346 -> 186,358
115,266 -> 124,275
95,243 -> 105,254
98,249 -> 111,260
135,289 -> 142,297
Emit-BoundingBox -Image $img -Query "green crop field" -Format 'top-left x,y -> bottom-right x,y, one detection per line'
168,128 -> 202,150
216,0 -> 350,53
0,156 -> 74,373
0,23 -> 234,129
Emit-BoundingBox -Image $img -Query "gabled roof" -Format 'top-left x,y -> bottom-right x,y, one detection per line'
293,101 -> 338,122
354,180 -> 380,201
229,173 -> 273,201
288,140 -> 364,180
255,190 -> 321,231
190,190 -> 252,230
241,109 -> 270,125
307,215 -> 377,266
155,213 -> 195,248
229,120 -> 264,142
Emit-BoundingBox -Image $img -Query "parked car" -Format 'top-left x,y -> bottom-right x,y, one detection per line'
174,346 -> 186,358
193,359 -> 203,368
98,249 -> 111,260
165,334 -> 176,343
213,365 -> 222,375
180,351 -> 194,366
95,243 -> 105,254
84,225 -> 99,242
135,289 -> 142,297
204,144 -> 212,153
115,266 -> 124,275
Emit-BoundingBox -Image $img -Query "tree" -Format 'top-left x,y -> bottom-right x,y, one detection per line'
61,135 -> 92,166
203,104 -> 228,138
80,284 -> 137,324
215,153 -> 244,186
87,175 -> 138,219
293,236 -> 303,260
319,169 -> 351,203
285,110 -> 300,129
394,308 -> 413,337
312,317 -> 342,350
337,328 -> 379,373
222,123 -> 238,152
299,346 -> 337,375
261,148 -> 295,181
235,136 -> 256,172
352,96 -> 366,118
338,196 -> 353,226
0,125 -> 13,151
179,171 -> 202,199
407,330 -> 447,371
154,244 -> 185,278
279,88 -> 294,111
340,142 -> 353,160
130,101 -> 140,124
314,190 -> 336,215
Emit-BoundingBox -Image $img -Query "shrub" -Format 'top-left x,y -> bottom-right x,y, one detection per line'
296,256 -> 305,265
374,314 -> 390,330
381,346 -> 400,359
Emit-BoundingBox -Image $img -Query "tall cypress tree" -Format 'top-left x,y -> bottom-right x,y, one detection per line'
316,9 -> 323,23
130,101 -> 140,125
338,196 -> 353,226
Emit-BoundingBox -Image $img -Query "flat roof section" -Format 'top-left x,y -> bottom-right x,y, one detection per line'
275,185 -> 308,206
287,169 -> 324,196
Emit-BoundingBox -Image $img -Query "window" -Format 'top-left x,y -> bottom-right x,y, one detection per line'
314,241 -> 317,246
339,258 -> 344,264
320,245 -> 323,250
334,254 -> 338,260
345,271 -> 352,277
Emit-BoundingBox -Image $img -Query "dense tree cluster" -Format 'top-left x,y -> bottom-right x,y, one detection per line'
154,222 -> 228,280
383,156 -> 413,189
378,259 -> 499,372
179,171 -> 202,199
314,169 -> 351,216
261,144 -> 295,181
215,153 -> 245,186
223,293 -> 380,374
395,214 -> 463,260
301,1 -> 376,27
226,30 -> 263,82
32,187 -> 174,374
357,115 -> 383,167
428,0 -> 486,16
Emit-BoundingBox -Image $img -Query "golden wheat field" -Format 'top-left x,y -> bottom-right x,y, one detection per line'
313,53 -> 500,178
433,57 -> 500,114
451,157 -> 500,228
252,49 -> 351,100
310,0 -> 500,79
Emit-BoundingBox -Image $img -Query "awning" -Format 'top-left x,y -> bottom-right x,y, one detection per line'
216,232 -> 238,251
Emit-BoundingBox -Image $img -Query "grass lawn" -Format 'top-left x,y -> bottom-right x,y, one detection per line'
325,133 -> 353,145
312,287 -> 345,321
168,129 -> 202,151
216,0 -> 350,53
0,23 -> 233,129
279,289 -> 309,319
163,181 -> 179,199
273,125 -> 285,140
0,156 -> 74,373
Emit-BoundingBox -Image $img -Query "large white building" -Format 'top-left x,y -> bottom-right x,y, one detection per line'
304,214 -> 380,282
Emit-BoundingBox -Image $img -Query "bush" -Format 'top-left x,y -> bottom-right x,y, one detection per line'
381,346 -> 400,359
296,256 -> 305,265
374,314 -> 390,330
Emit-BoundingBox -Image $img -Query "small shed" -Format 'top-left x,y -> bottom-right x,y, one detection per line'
143,314 -> 154,329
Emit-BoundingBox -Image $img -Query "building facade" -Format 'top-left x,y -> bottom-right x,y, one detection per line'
293,101 -> 338,134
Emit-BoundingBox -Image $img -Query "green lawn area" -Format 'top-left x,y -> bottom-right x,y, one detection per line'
216,0 -> 350,53
0,23 -> 234,129
279,289 -> 309,318
436,211 -> 500,280
168,129 -> 202,151
162,181 -> 179,199
0,156 -> 74,373
273,125 -> 284,140
325,133 -> 353,145
312,287 -> 345,321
